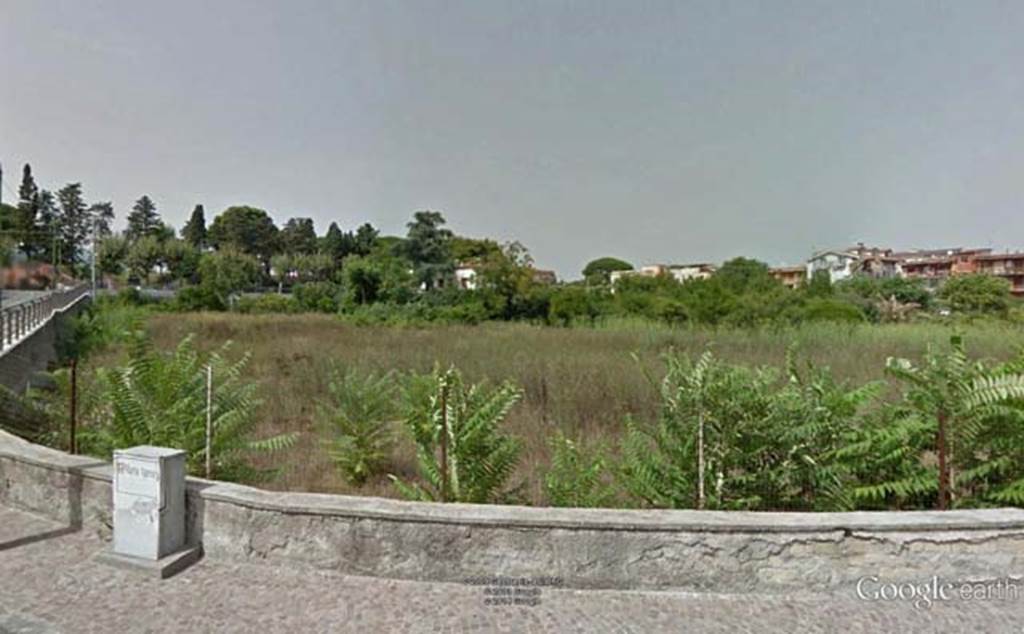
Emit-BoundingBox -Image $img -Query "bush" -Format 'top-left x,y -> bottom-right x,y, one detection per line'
544,431 -> 615,507
173,285 -> 227,312
77,332 -> 296,481
317,366 -> 398,485
293,282 -> 341,313
797,298 -> 866,323
939,274 -> 1012,315
390,366 -> 524,503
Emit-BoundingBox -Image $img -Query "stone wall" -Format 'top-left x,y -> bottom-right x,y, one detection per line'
3,428 -> 1024,592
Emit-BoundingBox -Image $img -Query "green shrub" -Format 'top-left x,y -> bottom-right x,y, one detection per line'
544,431 -> 616,507
390,366 -> 523,503
797,298 -> 866,323
316,367 -> 398,485
77,331 -> 296,481
173,285 -> 226,312
293,282 -> 341,313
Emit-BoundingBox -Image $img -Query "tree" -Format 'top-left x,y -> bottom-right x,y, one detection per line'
582,257 -> 633,285
548,286 -> 602,326
279,217 -> 318,255
207,206 -> 279,266
125,235 -> 163,283
939,274 -> 1012,315
806,269 -> 833,297
181,204 -> 207,249
97,235 -> 129,276
125,195 -> 162,242
341,255 -> 384,305
714,257 -> 779,294
198,249 -> 262,305
352,222 -> 379,256
56,183 -> 89,265
162,239 -> 201,283
34,190 -> 58,262
16,164 -> 40,257
88,202 -> 115,238
403,211 -> 453,290
476,241 -> 537,319
321,222 -> 351,264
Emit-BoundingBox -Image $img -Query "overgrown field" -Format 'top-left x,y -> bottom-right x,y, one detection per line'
77,311 -> 1024,505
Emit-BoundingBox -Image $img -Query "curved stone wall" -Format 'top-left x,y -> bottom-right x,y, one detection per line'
2,428 -> 1023,592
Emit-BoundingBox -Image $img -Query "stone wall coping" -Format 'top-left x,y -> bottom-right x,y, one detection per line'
5,428 -> 1024,535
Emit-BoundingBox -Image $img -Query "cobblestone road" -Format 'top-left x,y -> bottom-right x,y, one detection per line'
1,506 -> 1021,633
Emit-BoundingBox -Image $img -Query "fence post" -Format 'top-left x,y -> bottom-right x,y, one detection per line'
439,379 -> 449,503
205,364 -> 213,479
69,358 -> 78,454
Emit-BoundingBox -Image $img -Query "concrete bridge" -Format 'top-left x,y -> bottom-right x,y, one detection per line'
0,285 -> 90,393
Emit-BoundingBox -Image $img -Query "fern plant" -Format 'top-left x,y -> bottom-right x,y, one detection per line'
78,330 -> 296,481
543,431 -> 615,508
390,366 -> 523,504
316,366 -> 398,485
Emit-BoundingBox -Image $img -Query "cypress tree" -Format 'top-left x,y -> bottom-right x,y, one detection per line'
181,204 -> 207,248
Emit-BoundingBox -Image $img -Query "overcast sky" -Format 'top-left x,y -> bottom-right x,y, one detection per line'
3,1 -> 1023,278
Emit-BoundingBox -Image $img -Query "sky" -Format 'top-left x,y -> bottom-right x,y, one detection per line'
2,0 -> 1024,279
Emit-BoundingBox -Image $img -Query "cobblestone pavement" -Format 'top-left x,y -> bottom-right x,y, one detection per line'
1,506 -> 1021,633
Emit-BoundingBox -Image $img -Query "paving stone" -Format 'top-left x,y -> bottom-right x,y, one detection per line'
1,505 -> 1022,633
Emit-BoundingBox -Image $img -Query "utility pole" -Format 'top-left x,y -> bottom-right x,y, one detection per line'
91,215 -> 98,296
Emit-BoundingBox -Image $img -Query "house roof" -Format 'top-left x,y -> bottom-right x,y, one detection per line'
808,250 -> 859,261
974,252 -> 1024,261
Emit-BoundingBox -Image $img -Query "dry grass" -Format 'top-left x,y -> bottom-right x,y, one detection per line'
85,312 -> 1024,505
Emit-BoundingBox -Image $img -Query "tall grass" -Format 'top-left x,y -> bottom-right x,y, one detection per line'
80,312 -> 1024,504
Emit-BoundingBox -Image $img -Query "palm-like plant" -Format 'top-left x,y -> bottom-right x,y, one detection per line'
390,367 -> 523,503
317,366 -> 397,485
620,351 -> 776,509
884,335 -> 1024,509
543,431 -> 615,508
79,331 -> 296,481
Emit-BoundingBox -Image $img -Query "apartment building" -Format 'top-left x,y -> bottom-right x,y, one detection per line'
973,252 -> 1024,296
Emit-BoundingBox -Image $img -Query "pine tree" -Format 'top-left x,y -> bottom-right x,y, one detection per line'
181,204 -> 207,248
322,222 -> 346,263
125,195 -> 162,242
87,202 -> 115,238
56,183 -> 89,265
35,190 -> 58,262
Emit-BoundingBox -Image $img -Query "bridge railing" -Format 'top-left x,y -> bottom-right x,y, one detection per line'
0,285 -> 91,352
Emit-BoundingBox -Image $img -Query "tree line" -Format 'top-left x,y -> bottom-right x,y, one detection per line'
3,162 -> 1018,326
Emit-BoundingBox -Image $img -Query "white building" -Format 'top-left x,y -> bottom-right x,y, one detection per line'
806,250 -> 859,284
454,265 -> 478,290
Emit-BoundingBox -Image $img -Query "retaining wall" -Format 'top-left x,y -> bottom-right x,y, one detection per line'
2,428 -> 1023,592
